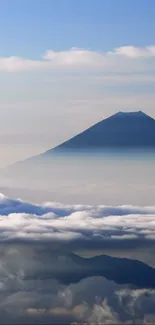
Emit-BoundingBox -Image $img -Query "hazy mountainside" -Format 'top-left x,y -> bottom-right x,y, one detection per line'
2,111 -> 155,170
48,111 -> 155,153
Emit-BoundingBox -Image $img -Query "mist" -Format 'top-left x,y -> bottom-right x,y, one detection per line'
0,150 -> 155,205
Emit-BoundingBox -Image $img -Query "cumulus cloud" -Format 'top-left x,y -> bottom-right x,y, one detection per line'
0,46 -> 155,72
110,45 -> 155,58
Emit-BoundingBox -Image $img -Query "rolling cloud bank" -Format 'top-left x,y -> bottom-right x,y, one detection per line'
0,193 -> 155,323
1,193 -> 155,248
0,190 -> 155,249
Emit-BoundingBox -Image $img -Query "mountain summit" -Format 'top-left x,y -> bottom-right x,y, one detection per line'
45,110 -> 155,154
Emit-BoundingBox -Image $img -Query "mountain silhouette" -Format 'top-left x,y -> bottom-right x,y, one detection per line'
25,252 -> 155,288
2,110 -> 155,170
45,111 -> 155,154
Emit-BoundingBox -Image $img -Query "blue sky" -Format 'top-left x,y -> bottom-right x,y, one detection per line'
0,0 -> 155,57
0,0 -> 155,166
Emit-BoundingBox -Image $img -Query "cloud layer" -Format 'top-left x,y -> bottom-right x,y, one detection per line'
0,193 -> 155,250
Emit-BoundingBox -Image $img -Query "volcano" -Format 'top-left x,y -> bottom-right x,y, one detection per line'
44,110 -> 155,155
4,111 -> 155,170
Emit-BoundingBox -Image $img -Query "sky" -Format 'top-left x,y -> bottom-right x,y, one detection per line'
0,0 -> 155,166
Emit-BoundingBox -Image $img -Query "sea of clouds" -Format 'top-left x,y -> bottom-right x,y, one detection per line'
1,193 -> 155,324
1,193 -> 155,247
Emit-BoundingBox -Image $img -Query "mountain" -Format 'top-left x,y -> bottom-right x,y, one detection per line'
25,252 -> 155,288
2,110 -> 155,170
46,111 -> 155,154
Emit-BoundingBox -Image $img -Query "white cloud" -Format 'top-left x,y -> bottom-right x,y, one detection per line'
0,45 -> 155,72
43,47 -> 101,66
110,46 -> 155,58
0,56 -> 43,72
0,193 -> 155,247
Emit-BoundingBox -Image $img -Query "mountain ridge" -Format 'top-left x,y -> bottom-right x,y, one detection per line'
26,251 -> 155,288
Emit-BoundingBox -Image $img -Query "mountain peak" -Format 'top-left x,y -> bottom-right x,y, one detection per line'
106,111 -> 155,124
113,110 -> 149,118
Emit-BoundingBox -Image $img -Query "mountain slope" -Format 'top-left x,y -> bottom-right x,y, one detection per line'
49,111 -> 155,153
3,110 -> 155,169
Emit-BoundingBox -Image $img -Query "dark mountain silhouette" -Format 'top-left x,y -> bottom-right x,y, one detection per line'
46,111 -> 155,154
25,252 -> 155,288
